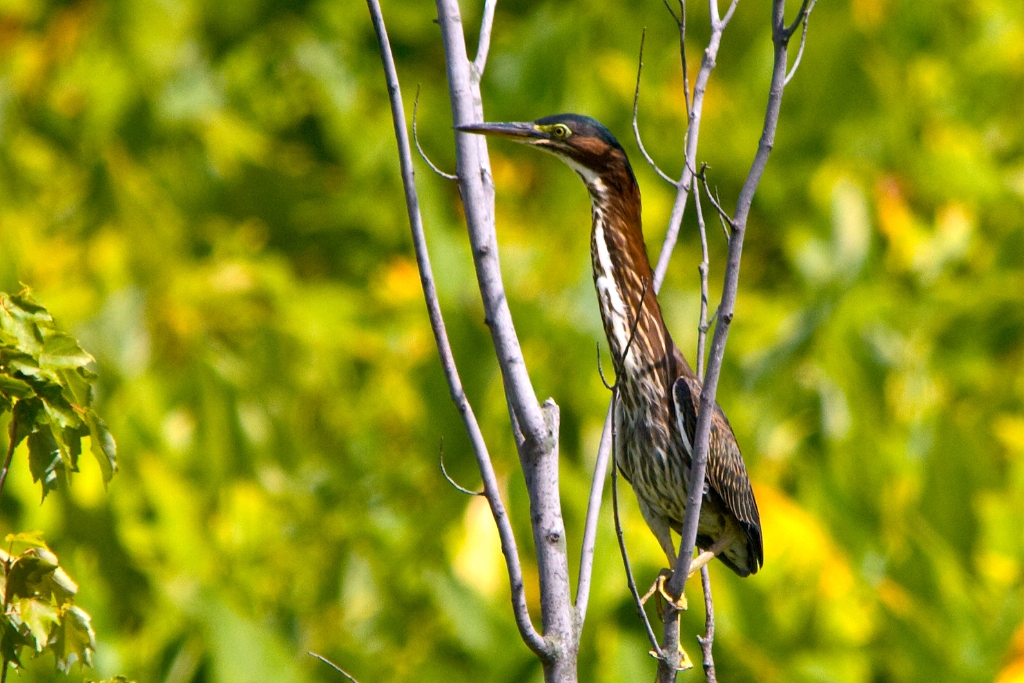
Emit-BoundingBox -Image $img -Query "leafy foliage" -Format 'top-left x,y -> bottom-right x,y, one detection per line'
0,534 -> 96,673
1,291 -> 117,500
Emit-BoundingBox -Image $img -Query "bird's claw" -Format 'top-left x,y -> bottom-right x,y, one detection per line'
641,569 -> 687,611
647,644 -> 694,671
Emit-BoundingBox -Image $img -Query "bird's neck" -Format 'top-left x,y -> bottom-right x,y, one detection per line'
582,169 -> 673,376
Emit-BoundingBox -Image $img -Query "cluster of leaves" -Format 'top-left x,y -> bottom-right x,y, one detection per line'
0,533 -> 95,673
1,291 -> 117,500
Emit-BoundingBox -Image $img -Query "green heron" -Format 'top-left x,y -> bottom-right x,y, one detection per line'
458,114 -> 762,597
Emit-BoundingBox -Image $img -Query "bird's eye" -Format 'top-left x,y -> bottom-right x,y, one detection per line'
551,124 -> 572,139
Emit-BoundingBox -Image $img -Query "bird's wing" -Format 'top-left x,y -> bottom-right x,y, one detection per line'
672,376 -> 762,560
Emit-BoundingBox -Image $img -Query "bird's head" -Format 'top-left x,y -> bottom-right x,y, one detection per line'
457,114 -> 635,189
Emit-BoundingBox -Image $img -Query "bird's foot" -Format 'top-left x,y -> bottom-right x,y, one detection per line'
640,569 -> 688,611
647,636 -> 694,670
675,642 -> 695,671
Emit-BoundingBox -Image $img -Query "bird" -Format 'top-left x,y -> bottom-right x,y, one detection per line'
458,114 -> 762,601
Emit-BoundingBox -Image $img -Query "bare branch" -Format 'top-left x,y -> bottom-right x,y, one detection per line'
719,0 -> 741,29
662,0 -> 680,26
611,426 -> 665,659
622,277 -> 652,369
413,87 -> 457,180
658,0 -> 797,677
437,0 -> 549,480
697,567 -> 717,682
677,0 -> 691,114
712,188 -> 734,240
308,652 -> 361,683
692,174 -> 711,381
472,0 -> 498,78
436,2 -> 577,674
439,439 -> 484,496
367,0 -> 546,657
696,169 -> 734,240
784,0 -> 811,39
633,30 -> 679,186
784,0 -> 818,85
652,0 -> 732,292
575,405 -> 612,622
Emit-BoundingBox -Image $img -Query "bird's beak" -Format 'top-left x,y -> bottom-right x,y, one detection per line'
455,122 -> 547,143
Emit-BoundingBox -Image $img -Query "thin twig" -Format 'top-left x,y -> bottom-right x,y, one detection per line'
651,0 -> 734,292
611,416 -> 665,659
693,172 -> 711,381
784,0 -> 818,85
0,414 -> 19,502
575,404 -> 612,622
658,0 -> 797,678
719,0 -> 741,28
439,439 -> 483,496
661,0 -> 680,25
697,566 -> 718,682
367,0 -> 547,658
472,0 -> 498,77
784,0 -> 811,38
714,189 -> 732,242
632,30 -> 678,186
698,172 -> 736,234
597,343 -> 615,391
308,652 -> 361,683
622,277 -> 652,371
413,87 -> 457,180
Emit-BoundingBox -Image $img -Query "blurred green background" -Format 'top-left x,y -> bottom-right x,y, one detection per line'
1,0 -> 1023,681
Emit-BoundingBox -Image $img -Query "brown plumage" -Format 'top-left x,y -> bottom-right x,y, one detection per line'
458,114 -> 762,577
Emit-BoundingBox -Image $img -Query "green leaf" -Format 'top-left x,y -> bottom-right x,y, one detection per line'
58,368 -> 94,409
39,333 -> 95,370
0,375 -> 33,399
63,423 -> 89,472
39,383 -> 83,431
5,548 -> 60,601
0,615 -> 26,668
48,567 -> 79,604
7,355 -> 42,379
17,597 -> 58,651
10,398 -> 42,449
4,531 -> 48,548
27,428 -> 63,501
52,605 -> 96,672
0,302 -> 42,356
7,292 -> 53,324
86,410 -> 117,483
